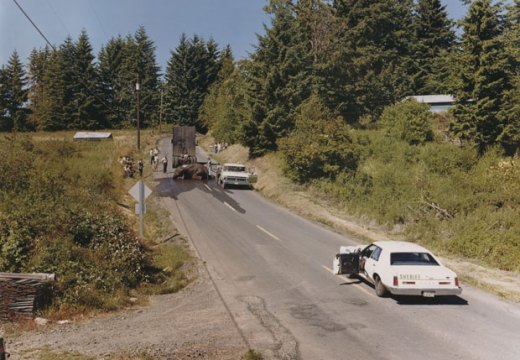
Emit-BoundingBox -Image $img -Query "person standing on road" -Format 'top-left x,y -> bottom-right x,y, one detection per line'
149,149 -> 154,165
162,156 -> 168,173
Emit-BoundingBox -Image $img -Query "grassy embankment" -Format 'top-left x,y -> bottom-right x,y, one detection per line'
0,130 -> 191,320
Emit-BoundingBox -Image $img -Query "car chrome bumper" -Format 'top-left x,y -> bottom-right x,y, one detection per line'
387,286 -> 463,296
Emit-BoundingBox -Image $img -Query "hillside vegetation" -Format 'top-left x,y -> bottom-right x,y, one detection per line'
0,133 -> 189,314
210,102 -> 520,271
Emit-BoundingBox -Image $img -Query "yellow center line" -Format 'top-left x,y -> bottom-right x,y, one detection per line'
321,265 -> 374,297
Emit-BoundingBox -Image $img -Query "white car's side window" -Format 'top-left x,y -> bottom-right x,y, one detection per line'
370,247 -> 382,261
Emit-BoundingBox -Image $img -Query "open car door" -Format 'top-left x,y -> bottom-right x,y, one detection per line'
333,252 -> 359,276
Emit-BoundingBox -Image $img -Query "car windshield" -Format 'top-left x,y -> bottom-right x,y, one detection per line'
225,166 -> 245,172
390,252 -> 439,266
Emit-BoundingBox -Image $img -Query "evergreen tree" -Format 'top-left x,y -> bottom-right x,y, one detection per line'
120,26 -> 161,128
329,0 -> 417,123
70,30 -> 101,129
413,0 -> 455,94
164,34 -> 220,132
27,46 -> 51,130
498,0 -> 520,154
216,45 -> 234,83
98,36 -> 126,128
0,67 -> 7,129
243,0 -> 313,157
38,48 -> 67,131
60,36 -> 79,128
451,0 -> 509,152
200,58 -> 251,145
0,51 -> 29,131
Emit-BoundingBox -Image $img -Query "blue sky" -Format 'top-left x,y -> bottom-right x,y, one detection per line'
0,0 -> 468,72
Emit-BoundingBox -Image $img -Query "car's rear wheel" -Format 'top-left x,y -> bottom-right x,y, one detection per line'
374,275 -> 387,297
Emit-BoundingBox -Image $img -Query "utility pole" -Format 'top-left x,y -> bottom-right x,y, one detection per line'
159,89 -> 163,134
136,74 -> 141,150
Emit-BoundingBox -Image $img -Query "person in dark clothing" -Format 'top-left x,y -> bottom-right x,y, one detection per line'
138,160 -> 144,177
161,156 -> 168,173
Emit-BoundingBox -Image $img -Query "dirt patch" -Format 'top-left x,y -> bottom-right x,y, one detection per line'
3,271 -> 246,359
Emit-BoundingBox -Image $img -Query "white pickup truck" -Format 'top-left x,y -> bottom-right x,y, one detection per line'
217,163 -> 257,189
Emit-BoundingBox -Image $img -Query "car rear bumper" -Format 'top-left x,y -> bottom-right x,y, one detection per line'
387,286 -> 463,296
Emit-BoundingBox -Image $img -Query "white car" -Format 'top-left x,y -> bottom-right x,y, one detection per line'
333,241 -> 462,298
217,163 -> 257,189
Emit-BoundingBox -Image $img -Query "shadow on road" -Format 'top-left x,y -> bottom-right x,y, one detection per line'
339,279 -> 363,286
392,295 -> 468,306
154,175 -> 246,214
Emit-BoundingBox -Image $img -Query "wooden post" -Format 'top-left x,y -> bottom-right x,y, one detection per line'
136,74 -> 141,151
159,89 -> 163,134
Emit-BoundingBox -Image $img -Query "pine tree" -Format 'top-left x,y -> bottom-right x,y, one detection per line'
330,0 -> 416,123
38,48 -> 67,131
164,34 -> 220,132
0,51 -> 29,131
98,36 -> 126,128
27,46 -> 51,129
498,0 -> 520,154
70,30 -> 101,129
413,0 -> 455,94
60,36 -> 79,128
242,0 -> 313,157
216,45 -> 234,83
451,0 -> 509,152
120,26 -> 161,128
0,67 -> 7,129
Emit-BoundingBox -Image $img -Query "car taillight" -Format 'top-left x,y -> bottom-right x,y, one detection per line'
455,277 -> 459,287
393,276 -> 398,286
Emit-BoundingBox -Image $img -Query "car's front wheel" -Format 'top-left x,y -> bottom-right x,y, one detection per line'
374,275 -> 388,297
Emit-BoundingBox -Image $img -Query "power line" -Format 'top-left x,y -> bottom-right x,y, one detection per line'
12,0 -> 125,119
12,0 -> 56,51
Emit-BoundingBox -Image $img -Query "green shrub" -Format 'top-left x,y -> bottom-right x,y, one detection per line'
0,136 -> 146,311
279,95 -> 359,183
380,100 -> 434,145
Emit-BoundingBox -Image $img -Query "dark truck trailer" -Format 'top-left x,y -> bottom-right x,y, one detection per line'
171,126 -> 197,168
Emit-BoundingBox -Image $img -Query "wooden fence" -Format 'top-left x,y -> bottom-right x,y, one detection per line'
0,272 -> 55,321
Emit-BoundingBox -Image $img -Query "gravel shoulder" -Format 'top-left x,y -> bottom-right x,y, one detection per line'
4,258 -> 247,360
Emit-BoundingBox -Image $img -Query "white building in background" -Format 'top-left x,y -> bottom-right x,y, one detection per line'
404,95 -> 455,113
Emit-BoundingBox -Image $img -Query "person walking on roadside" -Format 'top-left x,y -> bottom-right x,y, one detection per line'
161,156 -> 168,173
149,149 -> 154,165
138,160 -> 143,177
153,155 -> 159,171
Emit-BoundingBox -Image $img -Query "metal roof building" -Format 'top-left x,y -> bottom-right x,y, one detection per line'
404,95 -> 455,113
73,132 -> 113,141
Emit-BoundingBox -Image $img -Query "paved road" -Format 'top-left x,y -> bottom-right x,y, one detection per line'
154,141 -> 520,360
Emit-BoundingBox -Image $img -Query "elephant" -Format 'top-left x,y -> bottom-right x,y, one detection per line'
172,163 -> 209,180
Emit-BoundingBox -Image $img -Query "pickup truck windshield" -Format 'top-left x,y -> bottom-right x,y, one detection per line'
390,252 -> 439,266
224,166 -> 246,172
